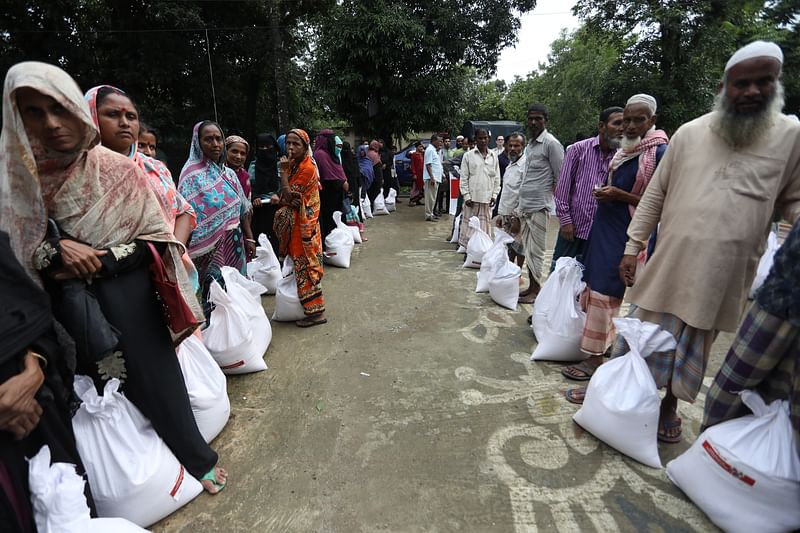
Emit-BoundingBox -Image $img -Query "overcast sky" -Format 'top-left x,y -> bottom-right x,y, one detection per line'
494,0 -> 581,83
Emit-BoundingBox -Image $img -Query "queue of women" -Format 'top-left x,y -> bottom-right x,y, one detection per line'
0,61 -> 386,531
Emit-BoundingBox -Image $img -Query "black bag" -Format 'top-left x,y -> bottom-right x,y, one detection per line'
53,278 -> 120,365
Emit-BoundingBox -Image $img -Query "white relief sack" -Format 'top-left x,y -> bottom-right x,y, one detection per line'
323,210 -> 355,268
373,192 -> 389,215
476,229 -> 514,293
246,233 -> 281,294
449,214 -> 461,244
176,335 -> 231,442
360,195 -> 373,219
385,188 -> 397,212
750,230 -> 779,298
462,216 -> 492,269
71,377 -> 203,527
573,318 -> 677,468
28,445 -> 150,533
488,256 -> 521,310
346,206 -> 363,244
203,280 -> 268,374
272,256 -> 306,322
530,257 -> 587,361
666,391 -> 800,533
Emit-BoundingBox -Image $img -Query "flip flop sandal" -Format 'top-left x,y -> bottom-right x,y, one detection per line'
296,316 -> 328,328
560,359 -> 600,381
200,468 -> 226,494
564,387 -> 587,405
657,416 -> 683,443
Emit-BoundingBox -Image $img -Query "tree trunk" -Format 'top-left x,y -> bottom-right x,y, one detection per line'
269,0 -> 288,133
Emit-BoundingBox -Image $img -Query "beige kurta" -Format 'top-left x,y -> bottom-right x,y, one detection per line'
624,112 -> 800,332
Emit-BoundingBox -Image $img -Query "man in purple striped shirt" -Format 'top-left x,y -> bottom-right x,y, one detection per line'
550,107 -> 624,269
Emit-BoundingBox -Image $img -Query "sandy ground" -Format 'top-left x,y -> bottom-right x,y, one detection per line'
154,203 -> 729,532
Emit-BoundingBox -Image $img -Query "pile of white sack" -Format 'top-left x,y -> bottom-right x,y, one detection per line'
323,211 -> 355,268
28,445 -> 148,532
203,267 -> 271,374
666,391 -> 800,532
573,317 -> 677,468
246,234 -> 281,294
372,192 -> 389,215
72,377 -> 204,527
531,257 -> 587,361
385,188 -> 397,212
462,216 -> 492,269
750,230 -> 779,298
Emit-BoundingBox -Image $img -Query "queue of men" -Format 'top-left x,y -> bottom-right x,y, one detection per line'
470,40 -> 799,448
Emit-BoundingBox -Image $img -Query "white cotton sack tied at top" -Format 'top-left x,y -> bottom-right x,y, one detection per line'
385,188 -> 397,212
476,229 -> 514,293
28,445 -> 149,533
323,210 -> 355,268
203,276 -> 269,375
360,195 -> 374,219
449,214 -> 461,244
750,230 -> 779,298
666,391 -> 800,533
272,256 -> 307,322
462,216 -> 492,269
71,377 -> 203,527
573,318 -> 677,468
176,334 -> 231,442
346,206 -> 363,244
246,233 -> 281,294
373,192 -> 389,215
531,257 -> 587,362
488,255 -> 521,310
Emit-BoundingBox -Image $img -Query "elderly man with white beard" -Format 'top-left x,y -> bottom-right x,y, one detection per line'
611,41 -> 800,444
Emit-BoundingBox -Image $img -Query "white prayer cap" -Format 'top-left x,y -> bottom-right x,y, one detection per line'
626,94 -> 657,115
725,40 -> 783,72
456,135 -> 464,140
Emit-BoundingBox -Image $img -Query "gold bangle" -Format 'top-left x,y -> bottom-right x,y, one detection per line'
27,350 -> 48,368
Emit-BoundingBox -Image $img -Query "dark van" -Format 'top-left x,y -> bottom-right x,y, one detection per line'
461,120 -> 524,149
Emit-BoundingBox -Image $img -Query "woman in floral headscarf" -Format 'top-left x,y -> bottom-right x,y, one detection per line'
224,134 -> 251,199
178,121 -> 255,318
0,62 -> 226,494
274,129 -> 327,327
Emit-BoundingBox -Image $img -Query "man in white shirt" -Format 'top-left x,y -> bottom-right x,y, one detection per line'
423,134 -> 444,221
457,128 -> 501,248
495,132 -> 526,265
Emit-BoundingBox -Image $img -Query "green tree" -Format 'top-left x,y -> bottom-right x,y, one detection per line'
312,0 -> 537,142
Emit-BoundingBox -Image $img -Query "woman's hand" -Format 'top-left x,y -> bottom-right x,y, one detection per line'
279,156 -> 291,177
253,197 -> 262,207
0,352 -> 44,438
342,181 -> 350,193
290,192 -> 301,209
245,240 -> 257,260
270,194 -> 280,205
59,239 -> 106,277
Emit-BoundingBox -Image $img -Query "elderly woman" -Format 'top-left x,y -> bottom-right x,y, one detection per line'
178,121 -> 255,318
0,63 -> 226,494
274,129 -> 327,327
314,129 -> 348,245
224,134 -> 251,199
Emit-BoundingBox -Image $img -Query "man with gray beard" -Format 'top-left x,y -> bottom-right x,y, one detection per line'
612,41 -> 800,444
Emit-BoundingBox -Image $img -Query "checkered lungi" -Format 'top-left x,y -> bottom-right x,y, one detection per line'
611,305 -> 718,402
518,209 -> 548,285
580,289 -> 623,356
458,202 -> 493,249
702,301 -> 799,452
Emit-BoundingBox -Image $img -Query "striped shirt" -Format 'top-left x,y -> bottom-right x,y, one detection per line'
554,136 -> 615,240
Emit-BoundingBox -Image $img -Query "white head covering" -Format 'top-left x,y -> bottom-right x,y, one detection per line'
626,94 -> 657,115
725,41 -> 783,72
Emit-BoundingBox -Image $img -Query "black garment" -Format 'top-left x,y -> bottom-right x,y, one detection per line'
380,149 -> 397,197
44,239 -> 217,481
341,145 -> 362,219
251,134 -> 281,255
319,179 -> 344,248
367,163 -> 383,208
494,150 -> 510,218
0,231 -> 94,533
